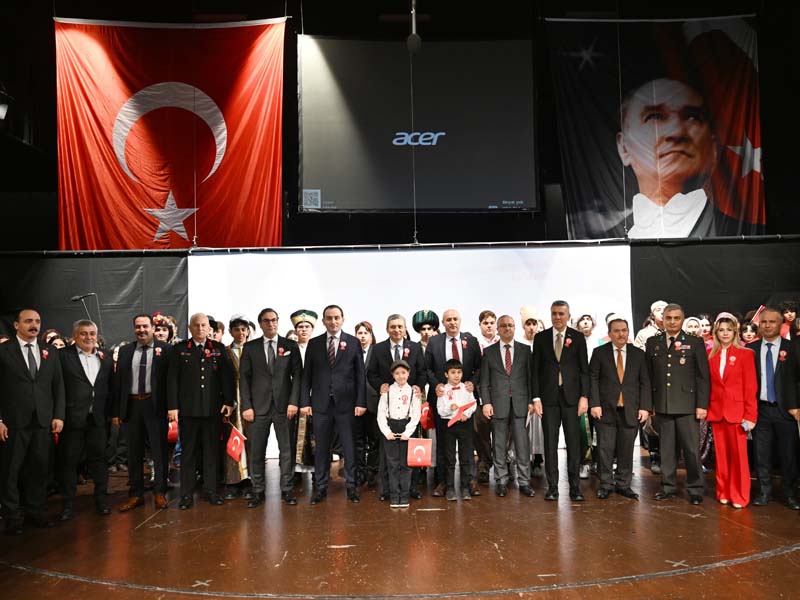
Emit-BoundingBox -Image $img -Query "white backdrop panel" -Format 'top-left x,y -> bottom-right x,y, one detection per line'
187,245 -> 632,456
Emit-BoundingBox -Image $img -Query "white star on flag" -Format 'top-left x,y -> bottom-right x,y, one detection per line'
144,191 -> 198,242
727,136 -> 762,178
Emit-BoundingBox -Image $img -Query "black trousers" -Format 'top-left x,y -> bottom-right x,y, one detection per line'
313,398 -> 357,490
124,398 -> 168,496
753,401 -> 799,498
432,409 -> 448,485
179,415 -> 221,496
246,406 -> 294,494
59,413 -> 108,505
655,413 -> 703,495
596,407 -> 638,490
384,418 -> 412,501
542,388 -> 581,490
444,419 -> 473,491
473,407 -> 493,475
354,410 -> 381,485
0,418 -> 50,519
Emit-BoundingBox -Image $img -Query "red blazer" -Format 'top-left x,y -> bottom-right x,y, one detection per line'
707,345 -> 758,424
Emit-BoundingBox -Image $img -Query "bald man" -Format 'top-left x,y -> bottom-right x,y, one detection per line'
168,313 -> 235,509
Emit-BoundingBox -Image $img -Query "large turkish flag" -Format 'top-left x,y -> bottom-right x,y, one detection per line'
56,18 -> 285,249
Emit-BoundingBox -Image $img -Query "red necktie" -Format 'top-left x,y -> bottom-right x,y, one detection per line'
451,336 -> 460,361
504,344 -> 512,375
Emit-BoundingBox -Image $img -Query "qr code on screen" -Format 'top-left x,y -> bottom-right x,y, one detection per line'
302,189 -> 321,210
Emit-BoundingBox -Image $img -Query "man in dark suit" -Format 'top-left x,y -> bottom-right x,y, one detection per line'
645,303 -> 710,505
480,315 -> 535,498
300,304 -> 366,504
590,316 -> 652,500
0,308 -> 65,535
112,314 -> 172,512
239,308 -> 303,508
57,319 -> 114,521
425,308 -> 482,496
368,314 -> 426,499
168,313 -> 235,509
532,300 -> 590,502
747,307 -> 799,509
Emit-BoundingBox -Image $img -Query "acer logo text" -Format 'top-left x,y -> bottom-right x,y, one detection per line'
392,131 -> 446,146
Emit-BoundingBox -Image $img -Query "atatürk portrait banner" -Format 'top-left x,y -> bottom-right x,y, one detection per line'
547,16 -> 764,240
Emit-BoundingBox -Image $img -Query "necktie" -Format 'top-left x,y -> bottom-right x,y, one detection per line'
267,340 -> 275,371
766,343 -> 777,403
669,336 -> 676,349
394,344 -> 401,362
504,344 -> 512,376
25,343 -> 38,379
138,345 -> 147,394
328,335 -> 336,367
555,333 -> 563,386
451,337 -> 460,361
616,347 -> 625,407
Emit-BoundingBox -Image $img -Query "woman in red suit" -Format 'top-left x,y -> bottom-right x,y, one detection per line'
707,317 -> 758,508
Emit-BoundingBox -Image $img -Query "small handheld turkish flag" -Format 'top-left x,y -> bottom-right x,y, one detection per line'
226,425 -> 247,462
407,438 -> 432,467
419,402 -> 435,430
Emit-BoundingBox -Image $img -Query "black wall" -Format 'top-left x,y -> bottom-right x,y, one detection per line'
0,1 -> 796,251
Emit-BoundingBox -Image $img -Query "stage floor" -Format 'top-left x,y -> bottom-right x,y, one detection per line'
1,451 -> 799,599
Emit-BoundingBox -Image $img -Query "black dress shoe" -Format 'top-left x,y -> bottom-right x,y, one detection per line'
281,491 -> 298,505
27,516 -> 56,529
247,492 -> 266,508
495,484 -> 508,497
654,490 -> 677,501
786,496 -> 800,511
544,487 -> 559,501
347,487 -> 360,503
178,495 -> 194,510
689,494 -> 703,505
409,489 -> 422,500
615,487 -> 639,500
205,492 -> 224,506
518,485 -> 535,497
59,506 -> 75,521
597,488 -> 611,500
310,490 -> 327,505
569,489 -> 585,502
243,489 -> 255,501
4,519 -> 23,536
96,501 -> 112,516
223,487 -> 242,500
751,494 -> 769,506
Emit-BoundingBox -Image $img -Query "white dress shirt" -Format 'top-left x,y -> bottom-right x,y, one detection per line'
130,341 -> 154,394
17,336 -> 40,371
628,189 -> 708,239
759,338 -> 780,402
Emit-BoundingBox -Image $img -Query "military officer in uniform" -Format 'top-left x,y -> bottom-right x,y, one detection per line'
167,313 -> 235,509
645,303 -> 710,504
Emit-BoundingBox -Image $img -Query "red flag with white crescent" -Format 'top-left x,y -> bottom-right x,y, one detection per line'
55,18 -> 285,249
226,424 -> 247,462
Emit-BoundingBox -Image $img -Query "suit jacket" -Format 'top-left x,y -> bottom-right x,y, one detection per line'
645,332 -> 710,414
589,342 -> 652,428
747,338 -> 797,419
531,327 -> 590,406
479,340 -> 533,419
425,331 -> 482,405
59,345 -> 114,428
112,339 -> 172,420
362,345 -> 381,414
367,338 -> 427,412
167,339 -> 235,417
239,336 -> 302,414
708,345 -> 758,424
0,339 -> 65,429
300,331 -> 366,414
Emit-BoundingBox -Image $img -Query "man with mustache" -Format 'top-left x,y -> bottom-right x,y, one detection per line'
616,78 -> 739,238
0,308 -> 65,535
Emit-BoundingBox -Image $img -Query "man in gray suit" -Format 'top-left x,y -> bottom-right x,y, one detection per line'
645,303 -> 710,504
480,315 -> 536,498
239,308 -> 303,507
590,316 -> 652,500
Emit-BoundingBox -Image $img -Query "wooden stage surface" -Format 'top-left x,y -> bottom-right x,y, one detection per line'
1,451 -> 799,599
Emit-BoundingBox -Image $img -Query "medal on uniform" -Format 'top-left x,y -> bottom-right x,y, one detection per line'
679,357 -> 686,365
